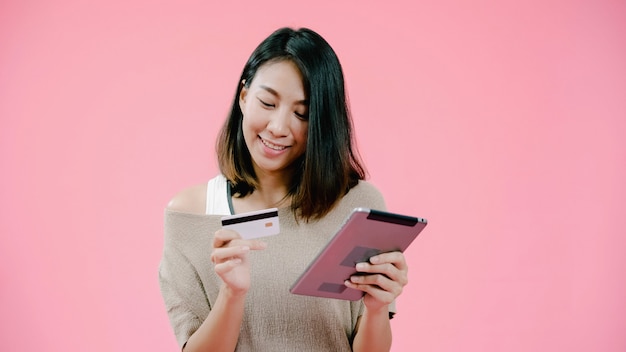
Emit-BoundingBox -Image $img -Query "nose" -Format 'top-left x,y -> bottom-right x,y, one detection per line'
266,108 -> 290,137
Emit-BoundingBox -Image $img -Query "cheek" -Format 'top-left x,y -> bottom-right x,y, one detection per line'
242,110 -> 263,133
241,117 -> 258,145
243,104 -> 269,129
295,122 -> 309,143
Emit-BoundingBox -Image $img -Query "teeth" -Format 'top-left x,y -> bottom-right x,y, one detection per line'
261,138 -> 286,151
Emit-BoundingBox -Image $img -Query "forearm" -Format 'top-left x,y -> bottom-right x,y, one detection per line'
352,307 -> 392,352
183,286 -> 246,352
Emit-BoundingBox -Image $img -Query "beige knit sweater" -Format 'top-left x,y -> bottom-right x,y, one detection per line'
159,181 -> 392,351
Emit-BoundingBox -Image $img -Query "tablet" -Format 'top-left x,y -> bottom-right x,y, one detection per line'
290,208 -> 428,301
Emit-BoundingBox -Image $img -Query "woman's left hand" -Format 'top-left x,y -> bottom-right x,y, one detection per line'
344,251 -> 408,311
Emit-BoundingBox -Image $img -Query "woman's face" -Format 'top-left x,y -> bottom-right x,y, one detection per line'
239,60 -> 309,179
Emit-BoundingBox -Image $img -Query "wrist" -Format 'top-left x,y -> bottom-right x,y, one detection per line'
363,304 -> 389,318
220,284 -> 248,301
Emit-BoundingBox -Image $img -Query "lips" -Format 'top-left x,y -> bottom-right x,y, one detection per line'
260,137 -> 287,151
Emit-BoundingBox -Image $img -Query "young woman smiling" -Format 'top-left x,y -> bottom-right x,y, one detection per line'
160,27 -> 409,352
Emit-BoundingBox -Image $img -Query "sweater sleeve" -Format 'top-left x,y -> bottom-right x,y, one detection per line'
159,210 -> 215,349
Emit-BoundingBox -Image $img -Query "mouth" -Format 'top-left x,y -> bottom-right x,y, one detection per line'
260,137 -> 288,151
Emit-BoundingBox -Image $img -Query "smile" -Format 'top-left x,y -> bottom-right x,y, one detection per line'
260,137 -> 287,151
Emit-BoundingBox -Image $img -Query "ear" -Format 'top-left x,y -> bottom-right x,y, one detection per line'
239,81 -> 248,112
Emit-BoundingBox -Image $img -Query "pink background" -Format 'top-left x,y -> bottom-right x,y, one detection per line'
1,0 -> 625,351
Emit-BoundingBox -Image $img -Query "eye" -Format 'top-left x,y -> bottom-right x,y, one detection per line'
258,98 -> 274,108
294,111 -> 308,120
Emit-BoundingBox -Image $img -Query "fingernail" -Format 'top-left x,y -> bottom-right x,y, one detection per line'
356,262 -> 367,270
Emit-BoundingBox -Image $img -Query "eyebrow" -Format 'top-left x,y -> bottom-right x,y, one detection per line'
259,85 -> 308,105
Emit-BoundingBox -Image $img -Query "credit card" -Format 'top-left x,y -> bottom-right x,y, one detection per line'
221,208 -> 280,239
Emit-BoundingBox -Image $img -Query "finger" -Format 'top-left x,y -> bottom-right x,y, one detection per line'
222,239 -> 267,252
211,240 -> 268,263
344,278 -> 397,303
213,257 -> 243,275
211,246 -> 250,263
348,273 -> 399,294
245,239 -> 268,251
369,251 -> 407,271
214,230 -> 268,250
347,272 -> 405,300
213,229 -> 241,248
355,261 -> 407,286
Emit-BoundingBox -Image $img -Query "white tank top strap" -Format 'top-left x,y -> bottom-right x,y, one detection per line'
205,175 -> 232,215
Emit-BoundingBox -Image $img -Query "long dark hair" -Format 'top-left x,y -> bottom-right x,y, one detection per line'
217,27 -> 366,221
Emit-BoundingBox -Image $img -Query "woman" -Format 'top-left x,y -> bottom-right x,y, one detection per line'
160,27 -> 409,352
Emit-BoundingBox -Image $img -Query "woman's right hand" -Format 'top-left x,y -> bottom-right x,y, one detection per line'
211,229 -> 267,295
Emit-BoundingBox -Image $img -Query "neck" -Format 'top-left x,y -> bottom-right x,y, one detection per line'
254,173 -> 291,207
233,170 -> 294,212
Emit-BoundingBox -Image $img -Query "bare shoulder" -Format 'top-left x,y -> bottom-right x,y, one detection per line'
166,183 -> 207,214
